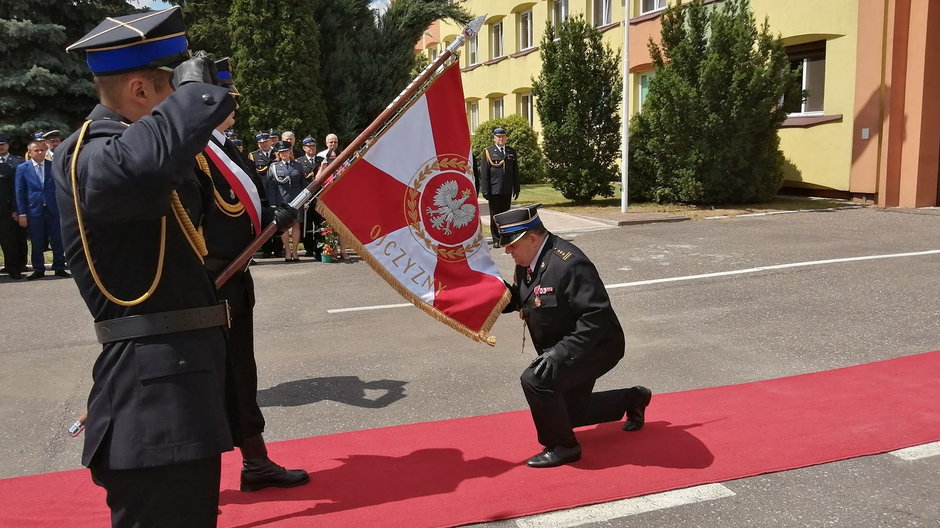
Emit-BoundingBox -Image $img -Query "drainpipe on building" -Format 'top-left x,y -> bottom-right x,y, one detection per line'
621,0 -> 631,213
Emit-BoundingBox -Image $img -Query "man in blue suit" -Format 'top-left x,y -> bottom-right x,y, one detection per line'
15,139 -> 69,280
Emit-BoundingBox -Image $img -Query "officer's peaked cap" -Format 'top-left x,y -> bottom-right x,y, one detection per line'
66,7 -> 190,76
492,127 -> 507,136
493,204 -> 543,247
214,57 -> 240,96
301,137 -> 316,146
42,130 -> 62,140
255,132 -> 271,142
274,141 -> 292,152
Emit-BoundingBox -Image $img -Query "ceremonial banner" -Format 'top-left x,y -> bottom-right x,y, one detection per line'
317,63 -> 509,344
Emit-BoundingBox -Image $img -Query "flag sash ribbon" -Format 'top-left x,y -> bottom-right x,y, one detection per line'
204,141 -> 262,234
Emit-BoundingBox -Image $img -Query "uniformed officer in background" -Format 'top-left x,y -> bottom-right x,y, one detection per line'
495,204 -> 652,468
198,58 -> 309,492
480,127 -> 520,248
53,7 -> 258,526
297,137 -> 324,259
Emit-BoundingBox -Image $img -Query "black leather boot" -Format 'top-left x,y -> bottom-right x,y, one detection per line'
239,434 -> 310,492
623,386 -> 653,432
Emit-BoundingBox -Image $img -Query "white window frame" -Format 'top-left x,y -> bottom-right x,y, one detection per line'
491,98 -> 504,119
467,101 -> 479,131
490,21 -> 504,59
553,0 -> 569,27
466,34 -> 479,66
593,0 -> 612,27
519,93 -> 534,126
785,41 -> 826,115
518,10 -> 534,51
638,72 -> 654,112
640,0 -> 667,15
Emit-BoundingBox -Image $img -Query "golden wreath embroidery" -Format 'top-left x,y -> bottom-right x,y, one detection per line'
405,155 -> 483,263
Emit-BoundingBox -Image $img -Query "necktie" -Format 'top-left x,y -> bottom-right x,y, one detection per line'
35,163 -> 44,185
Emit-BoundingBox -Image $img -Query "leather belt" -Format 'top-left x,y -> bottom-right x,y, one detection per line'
94,303 -> 230,344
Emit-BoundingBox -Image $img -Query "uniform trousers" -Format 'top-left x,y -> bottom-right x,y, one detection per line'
90,455 -> 221,528
0,216 -> 27,273
521,355 -> 642,448
215,270 -> 265,443
487,193 -> 512,243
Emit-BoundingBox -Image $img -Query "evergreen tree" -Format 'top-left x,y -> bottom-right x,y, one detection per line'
0,0 -> 136,149
315,0 -> 470,142
229,0 -> 328,142
629,0 -> 799,204
181,0 -> 232,59
532,15 -> 621,204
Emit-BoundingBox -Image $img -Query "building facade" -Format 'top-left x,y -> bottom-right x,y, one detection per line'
417,0 -> 939,207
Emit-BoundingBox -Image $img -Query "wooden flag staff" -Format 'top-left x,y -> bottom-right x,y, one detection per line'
214,15 -> 486,289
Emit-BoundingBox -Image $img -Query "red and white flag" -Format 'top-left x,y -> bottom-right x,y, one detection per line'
317,63 -> 509,344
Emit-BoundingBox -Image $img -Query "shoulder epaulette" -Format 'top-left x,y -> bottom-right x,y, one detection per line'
553,248 -> 573,261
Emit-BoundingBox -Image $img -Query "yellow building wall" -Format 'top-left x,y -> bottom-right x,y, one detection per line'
442,0 -> 862,193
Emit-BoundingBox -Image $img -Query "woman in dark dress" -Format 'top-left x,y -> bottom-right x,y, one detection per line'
267,141 -> 305,261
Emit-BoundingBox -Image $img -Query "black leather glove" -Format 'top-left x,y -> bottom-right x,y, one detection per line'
171,51 -> 218,89
512,191 -> 519,200
272,204 -> 298,233
529,348 -> 567,381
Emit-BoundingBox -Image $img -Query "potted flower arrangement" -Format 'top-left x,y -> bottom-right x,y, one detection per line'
318,222 -> 339,262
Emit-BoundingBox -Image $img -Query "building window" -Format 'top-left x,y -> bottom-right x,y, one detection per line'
553,0 -> 569,27
491,98 -> 504,119
518,10 -> 534,50
519,93 -> 534,125
428,45 -> 439,61
638,72 -> 654,111
466,34 -> 478,66
593,0 -> 612,26
467,101 -> 479,131
641,0 -> 667,15
490,21 -> 504,59
784,41 -> 826,114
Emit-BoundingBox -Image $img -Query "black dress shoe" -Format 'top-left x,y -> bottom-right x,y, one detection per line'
240,457 -> 310,492
9,272 -> 23,280
525,444 -> 582,468
26,271 -> 44,281
54,270 -> 71,278
623,386 -> 653,431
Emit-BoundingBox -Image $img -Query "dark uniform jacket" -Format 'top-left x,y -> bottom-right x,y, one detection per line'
248,148 -> 274,201
480,144 -> 519,198
52,83 -> 237,470
505,234 -> 624,364
0,162 -> 16,216
297,154 -> 322,181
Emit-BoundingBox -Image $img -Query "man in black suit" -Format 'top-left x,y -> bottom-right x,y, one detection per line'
297,137 -> 323,258
0,135 -> 28,278
54,8 -> 240,526
198,60 -> 309,492
480,127 -> 520,248
495,204 -> 652,468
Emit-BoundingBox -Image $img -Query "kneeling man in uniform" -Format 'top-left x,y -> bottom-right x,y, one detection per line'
495,204 -> 652,468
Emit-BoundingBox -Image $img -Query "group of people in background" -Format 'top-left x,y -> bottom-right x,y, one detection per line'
0,131 -> 70,280
244,129 -> 344,261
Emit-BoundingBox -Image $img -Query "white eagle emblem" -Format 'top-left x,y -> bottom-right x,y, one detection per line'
425,180 -> 476,235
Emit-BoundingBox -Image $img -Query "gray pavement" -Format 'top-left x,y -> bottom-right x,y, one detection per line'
1,206 -> 939,527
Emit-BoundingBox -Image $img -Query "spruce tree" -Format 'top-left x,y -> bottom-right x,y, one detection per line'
0,0 -> 136,149
229,0 -> 328,142
182,0 -> 233,59
629,0 -> 799,204
532,15 -> 622,204
315,0 -> 470,142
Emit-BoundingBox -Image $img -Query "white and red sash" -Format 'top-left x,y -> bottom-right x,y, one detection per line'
204,138 -> 262,234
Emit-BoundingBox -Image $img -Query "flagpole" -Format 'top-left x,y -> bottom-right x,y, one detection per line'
214,15 -> 487,289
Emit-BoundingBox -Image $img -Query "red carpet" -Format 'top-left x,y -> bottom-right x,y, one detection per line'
3,351 -> 940,527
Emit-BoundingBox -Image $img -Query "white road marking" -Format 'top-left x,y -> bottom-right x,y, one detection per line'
328,302 -> 411,314
889,441 -> 940,461
329,250 -> 940,313
514,483 -> 735,528
604,249 -> 940,290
